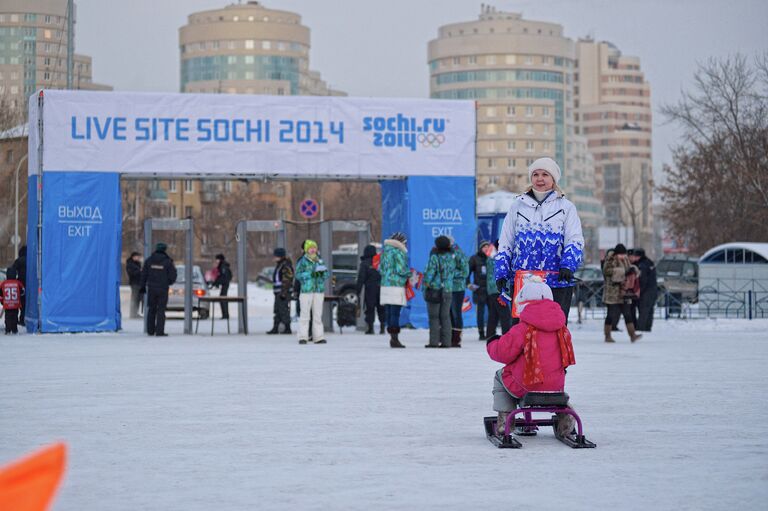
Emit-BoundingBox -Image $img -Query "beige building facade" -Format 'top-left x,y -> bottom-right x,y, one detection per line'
575,39 -> 653,248
429,6 -> 576,195
0,0 -> 111,114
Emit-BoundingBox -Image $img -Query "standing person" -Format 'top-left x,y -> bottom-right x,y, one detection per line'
379,232 -> 410,349
141,242 -> 177,337
212,254 -> 232,319
469,241 -> 491,340
423,235 -> 455,348
486,241 -> 512,338
602,244 -> 642,343
633,248 -> 658,332
295,240 -> 328,345
495,157 -> 584,325
126,252 -> 143,319
267,248 -> 294,335
449,240 -> 470,347
11,246 -> 26,326
627,250 -> 641,325
356,244 -> 385,335
1,268 -> 24,334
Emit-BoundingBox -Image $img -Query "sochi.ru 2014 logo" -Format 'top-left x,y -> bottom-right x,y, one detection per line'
362,113 -> 447,151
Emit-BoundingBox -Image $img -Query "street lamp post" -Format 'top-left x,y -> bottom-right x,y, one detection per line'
14,153 -> 28,257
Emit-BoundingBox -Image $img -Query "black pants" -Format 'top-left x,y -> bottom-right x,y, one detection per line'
450,291 -> 464,330
146,288 -> 169,336
486,294 -> 512,336
364,301 -> 385,328
637,294 -> 656,331
219,283 -> 230,318
273,293 -> 291,329
18,289 -> 25,325
4,309 -> 18,333
511,286 -> 574,327
606,300 -> 635,327
475,294 -> 488,332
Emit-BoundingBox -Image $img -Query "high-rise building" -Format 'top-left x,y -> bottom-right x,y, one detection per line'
0,0 -> 111,113
179,1 -> 343,96
575,39 -> 653,249
428,6 -> 576,195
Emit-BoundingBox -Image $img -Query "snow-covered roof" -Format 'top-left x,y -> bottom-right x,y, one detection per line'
699,242 -> 768,263
477,191 -> 518,215
0,123 -> 27,140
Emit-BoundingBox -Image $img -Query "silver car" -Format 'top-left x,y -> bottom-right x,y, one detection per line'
168,265 -> 210,319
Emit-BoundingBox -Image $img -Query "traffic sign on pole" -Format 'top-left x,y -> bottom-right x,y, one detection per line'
299,198 -> 319,219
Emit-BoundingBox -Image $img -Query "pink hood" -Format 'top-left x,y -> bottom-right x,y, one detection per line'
487,299 -> 569,398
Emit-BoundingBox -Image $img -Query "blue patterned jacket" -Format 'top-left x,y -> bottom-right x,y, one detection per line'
494,190 -> 584,288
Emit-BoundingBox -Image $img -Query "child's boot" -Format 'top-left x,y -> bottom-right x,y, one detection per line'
451,329 -> 462,348
389,327 -> 405,348
496,411 -> 509,436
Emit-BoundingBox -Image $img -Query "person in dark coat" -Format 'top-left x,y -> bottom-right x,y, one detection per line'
126,252 -> 143,319
212,253 -> 233,319
468,240 -> 490,340
356,244 -> 385,335
633,248 -> 658,332
267,247 -> 294,334
140,242 -> 177,336
11,246 -> 26,326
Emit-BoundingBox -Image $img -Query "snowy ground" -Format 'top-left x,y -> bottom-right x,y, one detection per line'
1,286 -> 767,510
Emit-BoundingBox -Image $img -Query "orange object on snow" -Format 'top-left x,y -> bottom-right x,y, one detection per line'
0,443 -> 66,511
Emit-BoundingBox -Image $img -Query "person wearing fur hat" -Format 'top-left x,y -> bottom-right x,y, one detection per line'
267,247 -> 294,335
379,232 -> 410,348
495,157 -> 584,325
295,240 -> 328,344
140,242 -> 177,336
602,244 -> 642,343
423,235 -> 456,348
486,276 -> 577,437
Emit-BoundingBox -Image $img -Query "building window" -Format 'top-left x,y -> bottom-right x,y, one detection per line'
506,123 -> 516,135
525,55 -> 533,65
486,55 -> 496,65
507,158 -> 515,168
185,206 -> 193,218
526,124 -> 534,135
245,40 -> 254,49
525,105 -> 534,117
486,106 -> 496,117
488,159 -> 497,169
486,124 -> 497,135
469,56 -> 476,64
543,106 -> 551,117
507,141 -> 515,151
169,180 -> 177,192
505,55 -> 516,65
6,150 -> 13,164
543,125 -> 550,135
487,141 -> 497,152
489,175 -> 499,186
452,57 -> 460,66
506,105 -> 515,116
170,205 -> 177,218
526,141 -> 535,152
262,40 -> 271,50
44,30 -> 52,39
184,180 -> 194,193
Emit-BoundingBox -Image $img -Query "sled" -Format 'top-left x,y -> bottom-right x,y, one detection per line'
484,392 -> 596,449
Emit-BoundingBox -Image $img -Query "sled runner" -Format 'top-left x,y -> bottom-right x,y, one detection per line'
484,392 -> 596,449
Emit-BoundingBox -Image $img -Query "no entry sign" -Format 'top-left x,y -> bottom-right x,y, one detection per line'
299,198 -> 319,219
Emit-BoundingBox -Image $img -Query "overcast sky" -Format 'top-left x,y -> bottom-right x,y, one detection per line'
75,0 -> 768,175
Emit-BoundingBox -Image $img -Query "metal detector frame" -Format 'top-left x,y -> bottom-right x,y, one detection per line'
143,218 -> 194,334
319,220 -> 371,332
235,220 -> 287,334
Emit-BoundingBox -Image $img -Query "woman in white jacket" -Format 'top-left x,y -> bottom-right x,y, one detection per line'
494,157 -> 584,324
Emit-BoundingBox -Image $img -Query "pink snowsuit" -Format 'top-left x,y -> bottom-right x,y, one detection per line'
486,299 -> 569,398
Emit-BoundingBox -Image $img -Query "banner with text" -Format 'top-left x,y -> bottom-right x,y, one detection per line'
36,172 -> 122,332
35,90 -> 475,178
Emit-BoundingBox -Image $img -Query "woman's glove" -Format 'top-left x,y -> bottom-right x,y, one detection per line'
558,267 -> 574,282
495,278 -> 507,292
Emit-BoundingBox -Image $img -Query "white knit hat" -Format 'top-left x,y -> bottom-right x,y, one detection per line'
514,275 -> 553,313
527,157 -> 561,184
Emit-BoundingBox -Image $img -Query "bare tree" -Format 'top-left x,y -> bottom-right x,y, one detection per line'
660,53 -> 768,252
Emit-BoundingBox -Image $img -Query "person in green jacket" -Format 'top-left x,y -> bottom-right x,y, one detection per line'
423,235 -> 456,348
449,240 -> 470,347
485,241 -> 511,338
379,232 -> 410,348
295,239 -> 328,344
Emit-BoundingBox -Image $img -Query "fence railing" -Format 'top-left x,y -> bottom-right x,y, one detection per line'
575,282 -> 768,320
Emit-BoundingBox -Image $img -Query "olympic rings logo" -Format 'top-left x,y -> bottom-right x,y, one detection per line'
417,133 -> 446,148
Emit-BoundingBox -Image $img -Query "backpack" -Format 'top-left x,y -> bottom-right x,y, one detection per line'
336,301 -> 358,329
372,253 -> 381,270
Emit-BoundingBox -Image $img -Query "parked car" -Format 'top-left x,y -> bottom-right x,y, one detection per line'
573,264 -> 604,307
168,264 -> 210,319
331,251 -> 360,305
656,256 -> 699,303
256,265 -> 275,287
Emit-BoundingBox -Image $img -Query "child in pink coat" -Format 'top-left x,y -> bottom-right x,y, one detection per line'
486,276 -> 576,435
